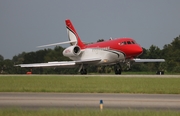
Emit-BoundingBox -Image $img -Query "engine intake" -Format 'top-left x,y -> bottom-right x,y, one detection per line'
63,46 -> 81,57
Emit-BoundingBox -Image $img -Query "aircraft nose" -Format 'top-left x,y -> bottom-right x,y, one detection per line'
134,46 -> 143,55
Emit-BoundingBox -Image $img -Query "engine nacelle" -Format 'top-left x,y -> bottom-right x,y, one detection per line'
63,46 -> 81,57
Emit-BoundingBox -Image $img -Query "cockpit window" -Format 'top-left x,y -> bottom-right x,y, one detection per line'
127,41 -> 131,44
131,41 -> 135,44
120,41 -> 126,45
119,40 -> 136,46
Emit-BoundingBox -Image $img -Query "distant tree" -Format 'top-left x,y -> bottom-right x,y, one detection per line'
0,55 -> 4,62
23,49 -> 50,64
139,47 -> 148,59
161,35 -> 180,72
1,59 -> 15,74
146,45 -> 161,59
44,46 -> 70,62
23,52 -> 36,64
0,55 -> 4,73
13,52 -> 26,64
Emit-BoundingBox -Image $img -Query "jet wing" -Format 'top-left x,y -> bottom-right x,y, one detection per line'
15,62 -> 76,68
15,58 -> 101,68
133,58 -> 165,63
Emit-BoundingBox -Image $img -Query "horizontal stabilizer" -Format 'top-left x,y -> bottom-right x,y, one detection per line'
133,59 -> 165,63
37,40 -> 77,48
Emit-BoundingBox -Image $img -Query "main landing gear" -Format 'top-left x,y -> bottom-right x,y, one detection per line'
79,63 -> 123,75
114,63 -> 122,75
80,68 -> 87,75
79,64 -> 87,75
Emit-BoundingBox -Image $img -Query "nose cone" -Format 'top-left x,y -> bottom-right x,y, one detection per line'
135,46 -> 143,56
130,45 -> 143,57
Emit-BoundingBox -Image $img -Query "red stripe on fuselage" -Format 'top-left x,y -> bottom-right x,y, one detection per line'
85,38 -> 143,58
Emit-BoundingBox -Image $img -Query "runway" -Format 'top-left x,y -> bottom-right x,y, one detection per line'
0,93 -> 180,110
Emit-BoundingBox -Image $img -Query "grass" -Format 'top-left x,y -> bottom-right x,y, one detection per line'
0,75 -> 180,94
0,108 -> 180,116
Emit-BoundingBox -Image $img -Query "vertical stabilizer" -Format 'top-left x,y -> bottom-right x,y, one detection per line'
65,19 -> 85,48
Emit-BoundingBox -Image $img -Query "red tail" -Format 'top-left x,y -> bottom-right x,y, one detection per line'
65,19 -> 85,49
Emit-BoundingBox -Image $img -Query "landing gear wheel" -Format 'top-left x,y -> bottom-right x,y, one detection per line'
114,63 -> 122,75
115,68 -> 121,75
80,68 -> 87,75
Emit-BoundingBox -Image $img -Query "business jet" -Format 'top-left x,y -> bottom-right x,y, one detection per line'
16,19 -> 165,74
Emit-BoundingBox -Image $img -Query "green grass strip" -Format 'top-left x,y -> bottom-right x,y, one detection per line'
0,75 -> 180,94
0,108 -> 180,116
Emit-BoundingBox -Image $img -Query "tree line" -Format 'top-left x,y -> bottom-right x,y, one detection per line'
0,35 -> 180,74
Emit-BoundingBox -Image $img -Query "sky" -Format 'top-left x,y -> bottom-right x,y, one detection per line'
0,0 -> 180,59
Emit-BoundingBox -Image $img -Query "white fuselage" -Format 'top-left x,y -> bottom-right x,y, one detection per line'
68,48 -> 125,64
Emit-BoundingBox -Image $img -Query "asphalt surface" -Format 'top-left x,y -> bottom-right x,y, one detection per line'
0,93 -> 180,110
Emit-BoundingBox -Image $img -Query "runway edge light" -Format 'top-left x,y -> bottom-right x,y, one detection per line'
100,100 -> 103,111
